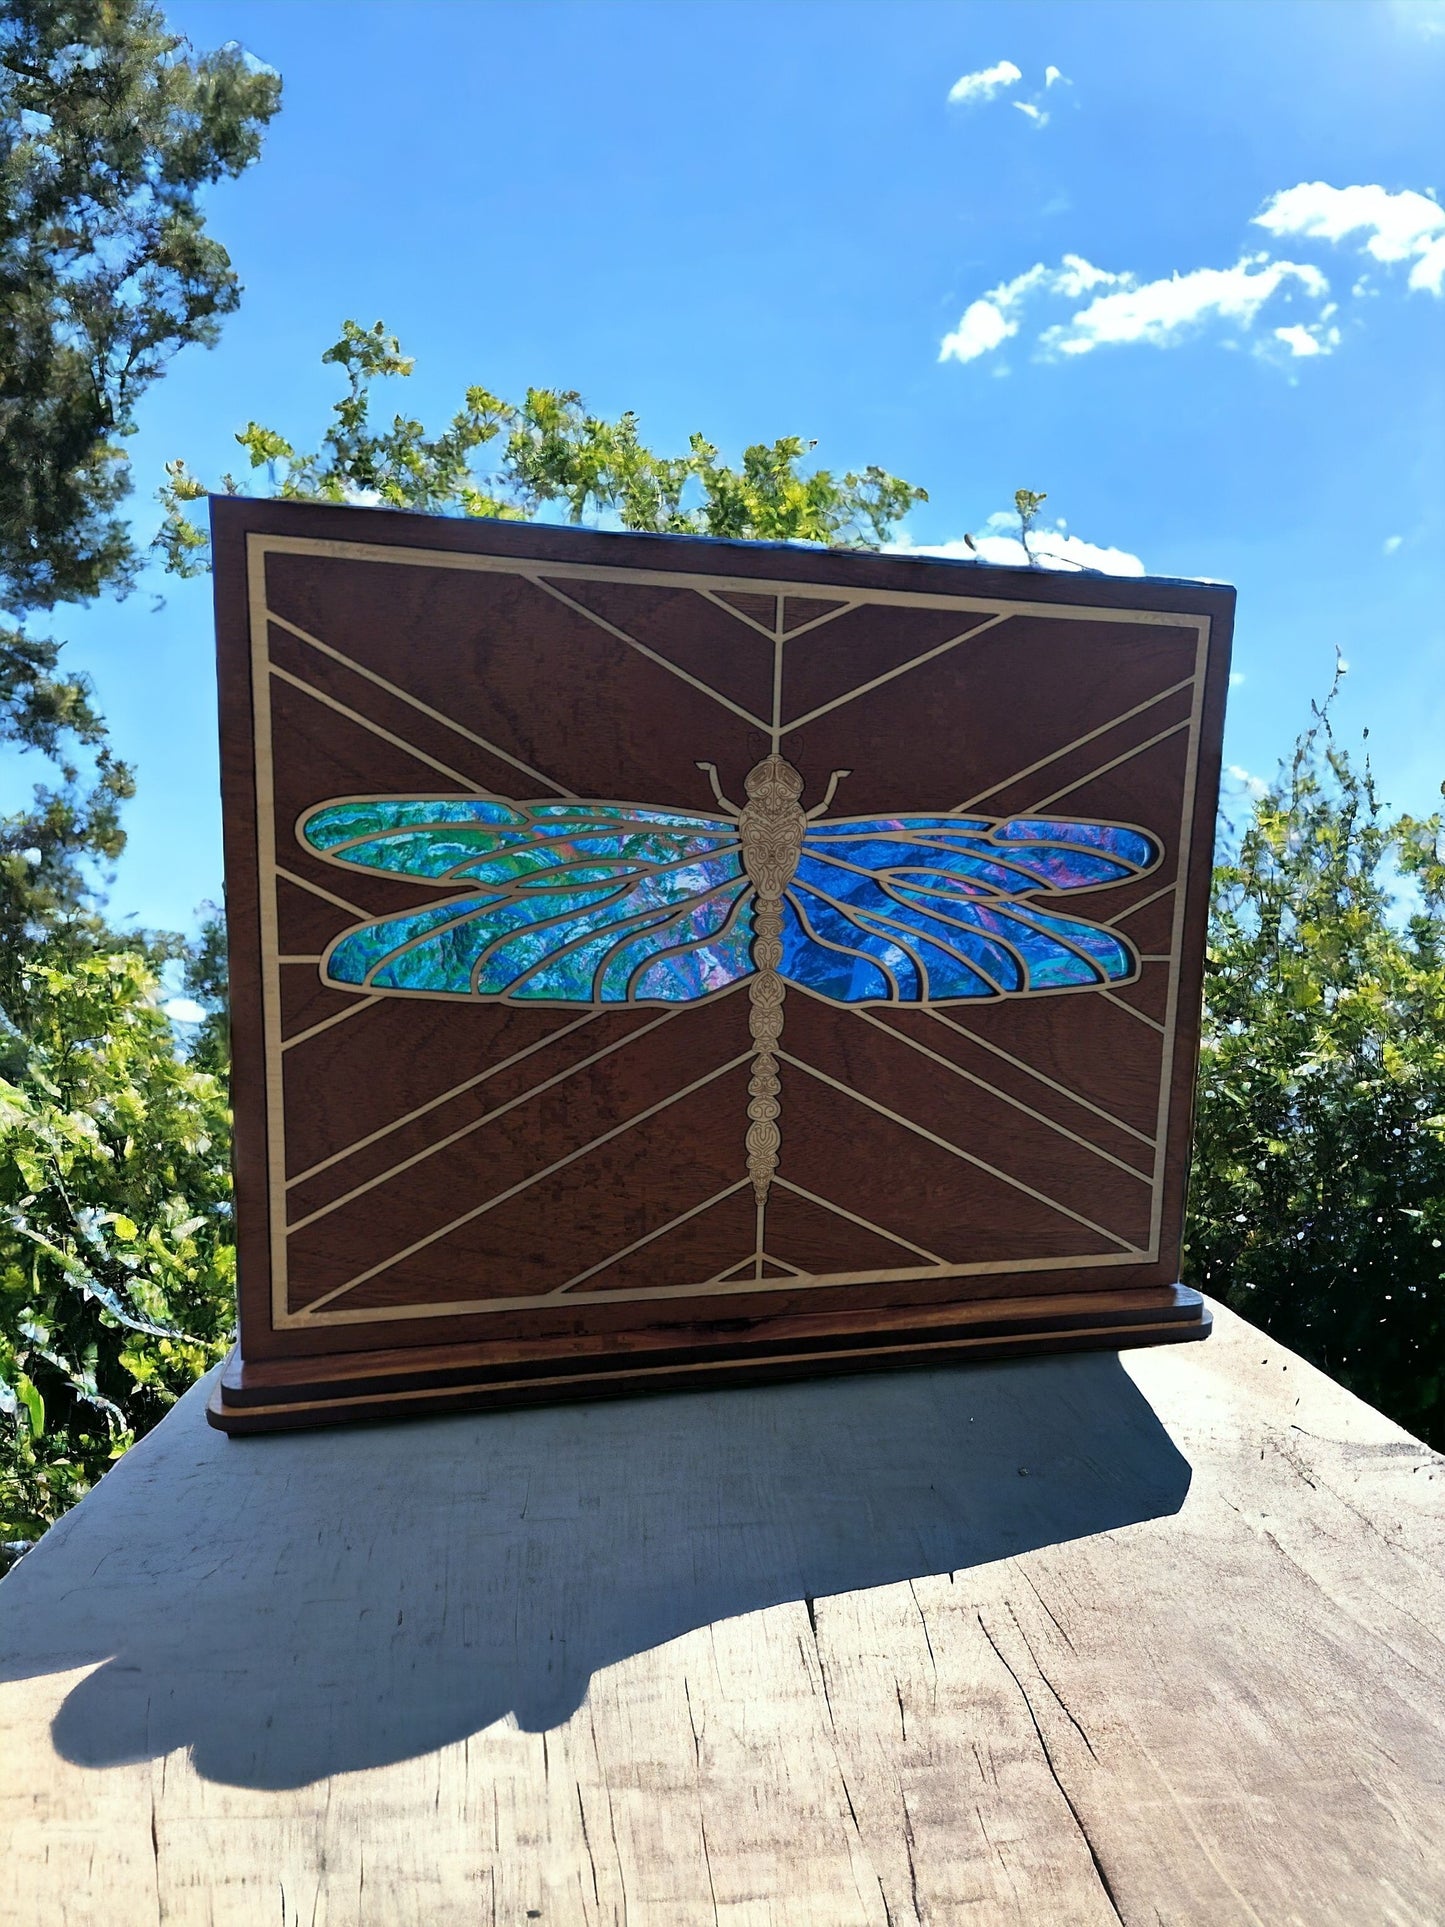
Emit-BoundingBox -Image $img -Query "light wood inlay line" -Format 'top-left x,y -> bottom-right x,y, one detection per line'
248,535 -> 289,1322
548,1178 -> 753,1296
771,620 -> 785,750
696,587 -> 779,642
531,575 -> 772,734
1025,718 -> 1190,812
275,865 -> 371,921
953,675 -> 1197,812
269,664 -> 479,790
1102,990 -> 1167,1035
1147,629 -> 1210,1256
843,1003 -> 1152,1181
299,1050 -> 756,1313
267,610 -> 576,798
277,955 -> 324,965
758,1249 -> 804,1275
286,1011 -> 606,1189
288,1005 -> 691,1232
770,1176 -> 945,1264
922,1008 -> 1156,1148
777,1051 -> 1144,1254
700,1254 -> 762,1286
253,533 -> 1204,628
775,599 -> 860,641
698,1247 -> 807,1285
280,995 -> 383,1052
1105,881 -> 1177,927
292,1245 -> 1150,1326
780,613 -> 1011,733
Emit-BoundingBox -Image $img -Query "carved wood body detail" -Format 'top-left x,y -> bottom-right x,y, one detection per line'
738,755 -> 808,1207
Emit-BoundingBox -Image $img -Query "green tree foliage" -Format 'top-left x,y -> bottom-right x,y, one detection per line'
0,0 -> 280,1017
0,950 -> 233,1545
1186,678 -> 1445,1447
1,0 -> 280,607
156,319 -> 929,570
0,1 -> 277,1561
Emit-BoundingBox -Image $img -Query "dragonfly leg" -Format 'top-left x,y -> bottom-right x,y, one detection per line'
805,768 -> 853,819
695,761 -> 741,814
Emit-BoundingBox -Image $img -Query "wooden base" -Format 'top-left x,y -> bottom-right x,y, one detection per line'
207,1285 -> 1210,1433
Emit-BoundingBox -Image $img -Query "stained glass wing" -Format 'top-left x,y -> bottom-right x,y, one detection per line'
784,814 -> 1162,1002
299,796 -> 753,1003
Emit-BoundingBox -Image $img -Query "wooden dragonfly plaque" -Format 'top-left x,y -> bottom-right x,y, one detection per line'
208,498 -> 1233,1431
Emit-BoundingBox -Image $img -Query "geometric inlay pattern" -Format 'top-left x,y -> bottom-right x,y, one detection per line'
217,510 -> 1228,1362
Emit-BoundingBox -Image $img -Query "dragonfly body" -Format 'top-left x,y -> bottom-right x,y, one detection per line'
738,756 -> 809,1206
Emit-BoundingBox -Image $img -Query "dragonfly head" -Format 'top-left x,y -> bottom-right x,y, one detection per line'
743,754 -> 805,806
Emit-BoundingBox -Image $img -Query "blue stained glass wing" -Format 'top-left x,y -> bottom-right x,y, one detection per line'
299,796 -> 753,1004
783,814 -> 1163,1002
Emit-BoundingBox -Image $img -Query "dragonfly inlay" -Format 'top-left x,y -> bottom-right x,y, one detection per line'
298,757 -> 1163,1210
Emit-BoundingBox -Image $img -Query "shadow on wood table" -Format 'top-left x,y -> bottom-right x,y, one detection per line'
0,1349 -> 1188,1790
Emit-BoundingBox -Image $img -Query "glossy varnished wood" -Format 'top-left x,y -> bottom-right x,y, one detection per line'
208,1286 -> 1210,1431
211,497 -> 1233,1425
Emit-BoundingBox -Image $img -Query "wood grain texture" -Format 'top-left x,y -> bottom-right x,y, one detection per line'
3,1300 -> 1442,1925
208,1288 -> 1210,1431
209,497 -> 1233,1415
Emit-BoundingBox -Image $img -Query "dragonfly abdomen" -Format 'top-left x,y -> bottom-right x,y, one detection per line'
739,757 -> 808,1209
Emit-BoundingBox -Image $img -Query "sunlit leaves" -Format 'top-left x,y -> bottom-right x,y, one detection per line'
156,319 -> 929,574
1185,677 -> 1445,1446
0,951 -> 233,1547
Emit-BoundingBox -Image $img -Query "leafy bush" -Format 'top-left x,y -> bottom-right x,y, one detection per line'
0,948 -> 233,1548
1186,683 -> 1445,1447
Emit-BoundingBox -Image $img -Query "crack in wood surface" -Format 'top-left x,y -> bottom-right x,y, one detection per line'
6,1302 -> 1444,1925
976,1611 -> 1124,1924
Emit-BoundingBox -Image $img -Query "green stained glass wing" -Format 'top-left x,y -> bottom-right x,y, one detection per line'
299,796 -> 754,1003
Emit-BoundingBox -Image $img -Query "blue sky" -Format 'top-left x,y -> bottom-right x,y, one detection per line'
33,0 -> 1445,939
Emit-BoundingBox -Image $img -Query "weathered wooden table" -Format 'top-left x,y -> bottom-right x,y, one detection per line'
2,1298 -> 1441,1924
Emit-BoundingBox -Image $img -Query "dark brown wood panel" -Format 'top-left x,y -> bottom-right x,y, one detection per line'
208,497 -> 1232,1426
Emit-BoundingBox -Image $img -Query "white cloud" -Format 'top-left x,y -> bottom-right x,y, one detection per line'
1052,253 -> 1122,298
947,60 -> 1021,106
892,523 -> 1145,577
1225,764 -> 1270,801
1229,671 -> 1247,688
938,299 -> 1018,363
1384,534 -> 1404,554
987,262 -> 1051,306
164,997 -> 207,1025
1045,65 -> 1066,86
1254,182 -> 1445,294
939,255 -> 1121,363
1013,101 -> 1049,125
1411,235 -> 1445,294
1041,256 -> 1329,355
1273,322 -> 1340,357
